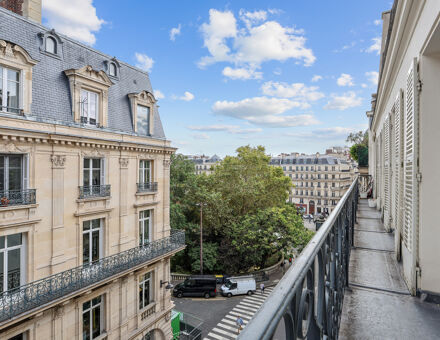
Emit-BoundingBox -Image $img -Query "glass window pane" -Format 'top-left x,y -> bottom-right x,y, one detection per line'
83,300 -> 91,310
91,219 -> 100,229
92,230 -> 99,262
0,67 -> 3,109
83,310 -> 90,340
0,252 -> 3,293
46,37 -> 56,54
83,220 -> 90,231
84,158 -> 90,168
92,170 -> 100,185
0,236 -> 4,248
139,283 -> 144,309
7,248 -> 21,290
92,305 -> 101,338
81,90 -> 88,118
83,233 -> 90,264
136,105 -> 150,135
7,233 -> 22,247
89,93 -> 97,119
92,296 -> 101,305
92,159 -> 100,168
144,281 -> 150,306
7,72 -> 19,112
7,69 -> 19,82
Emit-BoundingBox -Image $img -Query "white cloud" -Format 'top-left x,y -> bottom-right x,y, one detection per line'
154,90 -> 165,100
374,19 -> 381,26
199,9 -> 315,72
170,24 -> 182,41
286,126 -> 363,140
135,53 -> 154,72
188,124 -> 262,134
42,0 -> 105,45
337,73 -> 354,87
179,91 -> 195,101
366,37 -> 381,55
212,96 -> 319,127
361,83 -> 368,88
365,71 -> 379,86
192,133 -> 210,140
222,66 -> 262,80
324,91 -> 362,110
311,75 -> 322,82
261,81 -> 324,101
273,68 -> 282,75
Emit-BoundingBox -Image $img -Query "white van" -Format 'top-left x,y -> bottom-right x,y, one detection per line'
221,276 -> 256,297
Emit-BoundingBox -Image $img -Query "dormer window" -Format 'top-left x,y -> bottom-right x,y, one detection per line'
45,36 -> 57,54
109,63 -> 116,77
128,91 -> 156,136
0,66 -> 20,113
136,105 -> 150,135
80,89 -> 99,125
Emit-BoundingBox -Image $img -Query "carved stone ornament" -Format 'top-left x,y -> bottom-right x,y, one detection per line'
51,155 -> 66,168
53,306 -> 64,319
0,40 -> 38,65
0,141 -> 25,153
163,159 -> 171,169
119,158 -> 129,168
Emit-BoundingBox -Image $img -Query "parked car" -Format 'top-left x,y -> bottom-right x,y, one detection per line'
221,276 -> 256,297
173,275 -> 217,299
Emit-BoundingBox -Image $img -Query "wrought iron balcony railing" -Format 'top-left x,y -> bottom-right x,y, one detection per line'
0,189 -> 36,207
0,230 -> 185,324
137,182 -> 158,193
239,178 -> 358,340
78,184 -> 111,199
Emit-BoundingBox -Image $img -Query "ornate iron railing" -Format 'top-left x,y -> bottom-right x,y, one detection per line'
78,184 -> 111,199
137,182 -> 158,193
239,178 -> 358,340
0,230 -> 185,323
0,189 -> 36,206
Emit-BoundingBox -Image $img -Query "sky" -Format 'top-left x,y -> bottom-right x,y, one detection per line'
41,0 -> 391,157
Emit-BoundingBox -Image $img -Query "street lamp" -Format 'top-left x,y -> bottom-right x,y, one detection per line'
196,202 -> 207,275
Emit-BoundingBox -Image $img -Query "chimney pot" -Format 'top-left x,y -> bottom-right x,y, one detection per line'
0,0 -> 41,23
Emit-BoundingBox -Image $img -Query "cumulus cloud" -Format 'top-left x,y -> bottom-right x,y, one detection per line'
337,73 -> 354,87
365,71 -> 379,86
261,81 -> 324,101
188,124 -> 262,134
154,90 -> 165,100
366,37 -> 381,55
170,24 -> 182,41
286,126 -> 364,140
192,133 -> 210,140
198,9 -> 315,75
135,53 -> 154,72
222,66 -> 262,80
42,0 -> 105,45
324,91 -> 362,110
212,96 -> 319,127
374,19 -> 381,26
311,75 -> 322,82
179,91 -> 195,101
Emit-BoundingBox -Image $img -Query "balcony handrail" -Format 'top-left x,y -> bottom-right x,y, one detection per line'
78,184 -> 111,199
0,230 -> 185,324
137,182 -> 158,192
238,178 -> 358,339
0,189 -> 36,206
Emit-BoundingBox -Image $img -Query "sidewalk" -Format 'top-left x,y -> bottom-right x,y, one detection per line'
339,199 -> 440,339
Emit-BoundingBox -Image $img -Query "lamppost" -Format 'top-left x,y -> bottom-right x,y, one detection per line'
196,202 -> 207,275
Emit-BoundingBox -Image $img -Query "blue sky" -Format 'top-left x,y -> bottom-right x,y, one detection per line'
42,0 -> 390,157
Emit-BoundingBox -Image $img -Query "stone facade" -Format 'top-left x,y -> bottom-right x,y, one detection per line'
271,154 -> 355,215
187,154 -> 222,175
0,2 -> 181,339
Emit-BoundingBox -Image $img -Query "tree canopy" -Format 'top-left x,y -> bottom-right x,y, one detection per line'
170,146 -> 314,274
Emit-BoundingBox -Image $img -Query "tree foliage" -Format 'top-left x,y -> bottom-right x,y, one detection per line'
170,146 -> 314,274
347,130 -> 369,166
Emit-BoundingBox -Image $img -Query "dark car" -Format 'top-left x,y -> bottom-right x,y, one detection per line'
173,275 -> 217,299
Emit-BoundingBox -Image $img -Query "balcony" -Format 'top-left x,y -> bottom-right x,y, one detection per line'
0,189 -> 36,207
137,182 -> 158,193
78,184 -> 111,199
0,230 -> 185,325
238,179 -> 440,339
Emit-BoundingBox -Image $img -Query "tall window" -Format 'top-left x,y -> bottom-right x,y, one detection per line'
139,210 -> 152,246
83,295 -> 104,340
0,233 -> 24,293
139,272 -> 152,309
0,66 -> 20,114
139,160 -> 152,184
83,158 -> 102,187
80,89 -> 99,125
83,219 -> 102,265
109,63 -> 116,77
137,105 -> 150,135
0,155 -> 25,192
45,36 -> 57,54
143,331 -> 155,340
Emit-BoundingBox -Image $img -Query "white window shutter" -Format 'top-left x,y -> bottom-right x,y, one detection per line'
23,154 -> 29,189
100,158 -> 106,185
403,58 -> 419,253
384,116 -> 391,229
393,90 -> 404,233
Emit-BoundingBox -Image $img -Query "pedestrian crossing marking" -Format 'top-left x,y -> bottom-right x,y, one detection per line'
212,327 -> 238,338
232,307 -> 255,316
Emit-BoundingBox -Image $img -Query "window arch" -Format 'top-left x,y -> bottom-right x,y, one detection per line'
109,63 -> 117,77
46,36 -> 57,54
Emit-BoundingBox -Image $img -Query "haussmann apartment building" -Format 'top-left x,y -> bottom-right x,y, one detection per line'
368,0 -> 440,300
0,1 -> 185,339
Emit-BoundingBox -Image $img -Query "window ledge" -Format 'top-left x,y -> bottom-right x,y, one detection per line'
76,196 -> 111,203
139,301 -> 157,314
135,191 -> 157,197
92,332 -> 108,340
0,203 -> 38,211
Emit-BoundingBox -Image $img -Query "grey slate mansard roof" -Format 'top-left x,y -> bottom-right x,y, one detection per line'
0,7 -> 166,139
270,155 -> 340,166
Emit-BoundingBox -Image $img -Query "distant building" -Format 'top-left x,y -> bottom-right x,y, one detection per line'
186,154 -> 222,175
271,153 -> 355,215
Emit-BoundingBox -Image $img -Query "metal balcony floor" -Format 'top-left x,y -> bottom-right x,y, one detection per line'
339,199 -> 440,340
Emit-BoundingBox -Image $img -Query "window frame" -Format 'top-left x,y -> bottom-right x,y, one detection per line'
0,65 -> 21,114
139,210 -> 152,246
128,91 -> 156,136
0,233 -> 26,294
139,271 -> 153,310
82,295 -> 105,340
82,219 -> 103,265
45,36 -> 57,55
80,89 -> 100,126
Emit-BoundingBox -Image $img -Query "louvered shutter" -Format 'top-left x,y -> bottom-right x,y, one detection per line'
403,58 -> 419,253
22,154 -> 29,189
393,91 -> 403,233
100,158 -> 106,185
384,116 -> 391,229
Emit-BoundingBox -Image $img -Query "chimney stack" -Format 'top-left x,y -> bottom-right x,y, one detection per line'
0,0 -> 41,23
